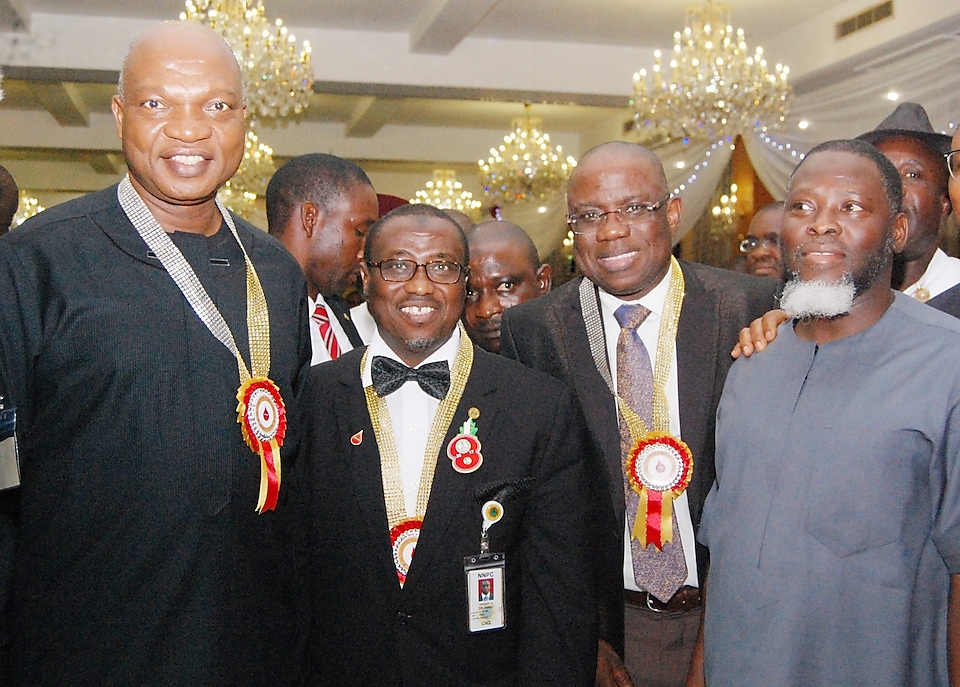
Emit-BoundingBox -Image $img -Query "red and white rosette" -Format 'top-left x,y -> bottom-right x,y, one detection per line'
237,378 -> 287,514
390,518 -> 422,586
625,432 -> 693,550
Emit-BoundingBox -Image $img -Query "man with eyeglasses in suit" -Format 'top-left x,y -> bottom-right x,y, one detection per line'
296,203 -> 600,686
500,141 -> 776,686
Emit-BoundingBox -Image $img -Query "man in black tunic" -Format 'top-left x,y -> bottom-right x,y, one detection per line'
0,21 -> 310,685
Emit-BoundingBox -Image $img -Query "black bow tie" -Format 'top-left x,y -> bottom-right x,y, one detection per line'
371,356 -> 450,400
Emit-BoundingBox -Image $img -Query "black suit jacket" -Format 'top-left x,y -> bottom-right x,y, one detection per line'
297,344 -> 599,686
499,261 -> 777,653
927,283 -> 960,319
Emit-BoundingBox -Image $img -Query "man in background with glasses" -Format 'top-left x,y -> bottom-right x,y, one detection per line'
500,141 -> 776,687
931,133 -> 960,318
739,201 -> 784,279
296,203 -> 600,685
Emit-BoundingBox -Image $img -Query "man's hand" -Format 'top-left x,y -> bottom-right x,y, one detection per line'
596,639 -> 635,687
731,309 -> 788,358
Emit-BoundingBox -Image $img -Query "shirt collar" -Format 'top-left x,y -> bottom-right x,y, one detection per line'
595,260 -> 673,321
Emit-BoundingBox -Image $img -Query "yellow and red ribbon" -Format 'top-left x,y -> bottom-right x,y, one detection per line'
625,432 -> 693,550
237,378 -> 287,514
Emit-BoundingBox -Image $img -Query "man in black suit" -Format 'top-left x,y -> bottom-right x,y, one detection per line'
266,153 -> 378,363
297,203 -> 598,686
500,141 -> 776,687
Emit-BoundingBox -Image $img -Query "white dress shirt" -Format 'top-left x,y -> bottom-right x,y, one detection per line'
308,294 -> 355,366
361,327 -> 461,518
903,248 -> 960,301
350,301 -> 377,345
596,262 -> 699,591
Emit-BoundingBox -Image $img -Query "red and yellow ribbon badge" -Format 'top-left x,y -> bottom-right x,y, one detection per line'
625,432 -> 693,550
237,378 -> 287,514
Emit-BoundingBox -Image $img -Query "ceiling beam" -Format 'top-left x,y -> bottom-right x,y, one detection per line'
313,80 -> 629,109
28,81 -> 90,127
409,0 -> 501,55
346,96 -> 402,138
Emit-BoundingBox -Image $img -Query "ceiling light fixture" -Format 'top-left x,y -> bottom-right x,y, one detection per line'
14,192 -> 44,227
630,0 -> 790,145
410,169 -> 483,220
479,104 -> 577,205
181,0 -> 314,122
217,126 -> 276,218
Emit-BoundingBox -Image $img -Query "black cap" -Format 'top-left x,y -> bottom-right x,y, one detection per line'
857,102 -> 951,156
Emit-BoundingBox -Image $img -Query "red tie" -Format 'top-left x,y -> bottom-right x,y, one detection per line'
312,302 -> 341,360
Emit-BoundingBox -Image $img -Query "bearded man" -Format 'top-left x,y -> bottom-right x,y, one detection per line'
692,138 -> 960,686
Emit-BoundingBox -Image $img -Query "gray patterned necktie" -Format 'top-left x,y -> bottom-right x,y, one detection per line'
614,303 -> 687,602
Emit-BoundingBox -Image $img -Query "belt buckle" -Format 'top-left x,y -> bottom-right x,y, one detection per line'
645,592 -> 666,613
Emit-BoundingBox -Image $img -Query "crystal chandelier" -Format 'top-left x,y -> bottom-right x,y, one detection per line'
630,0 -> 790,145
710,182 -> 739,238
14,192 -> 45,227
479,105 -> 577,205
181,0 -> 314,122
410,169 -> 483,220
218,126 -> 276,217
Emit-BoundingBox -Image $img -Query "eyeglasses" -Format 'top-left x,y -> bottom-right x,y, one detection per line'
739,236 -> 780,254
946,150 -> 960,182
367,259 -> 466,284
566,195 -> 671,234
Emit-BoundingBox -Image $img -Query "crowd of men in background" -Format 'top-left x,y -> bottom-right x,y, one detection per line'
2,18 -> 960,687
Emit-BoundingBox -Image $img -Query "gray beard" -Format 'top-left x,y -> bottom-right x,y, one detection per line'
779,276 -> 855,319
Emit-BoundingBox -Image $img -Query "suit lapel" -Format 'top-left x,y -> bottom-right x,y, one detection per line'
675,264 -> 720,507
675,265 -> 719,461
326,294 -> 365,347
553,286 -> 624,520
335,371 -> 401,588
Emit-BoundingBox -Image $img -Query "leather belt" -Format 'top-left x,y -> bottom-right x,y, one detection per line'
624,586 -> 701,613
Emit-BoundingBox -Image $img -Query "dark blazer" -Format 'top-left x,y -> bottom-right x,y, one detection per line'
499,261 -> 777,653
927,283 -> 960,319
297,344 -> 599,687
325,293 -> 366,347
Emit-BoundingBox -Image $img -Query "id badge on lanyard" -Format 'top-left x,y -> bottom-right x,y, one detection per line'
464,499 -> 507,633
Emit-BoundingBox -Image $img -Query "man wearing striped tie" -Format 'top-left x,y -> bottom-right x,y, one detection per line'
267,153 -> 379,365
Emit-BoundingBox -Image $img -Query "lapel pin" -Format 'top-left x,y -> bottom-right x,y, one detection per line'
448,417 -> 483,474
350,430 -> 363,446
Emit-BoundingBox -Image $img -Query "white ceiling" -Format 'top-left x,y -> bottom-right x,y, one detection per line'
25,0 -> 847,48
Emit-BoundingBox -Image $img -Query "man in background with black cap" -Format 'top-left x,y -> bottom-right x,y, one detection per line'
858,102 -> 956,307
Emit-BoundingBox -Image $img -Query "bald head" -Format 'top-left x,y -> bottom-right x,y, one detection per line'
464,220 -> 551,353
118,22 -> 242,103
468,221 -> 540,272
112,21 -> 247,231
570,141 -> 669,194
566,140 -> 680,300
